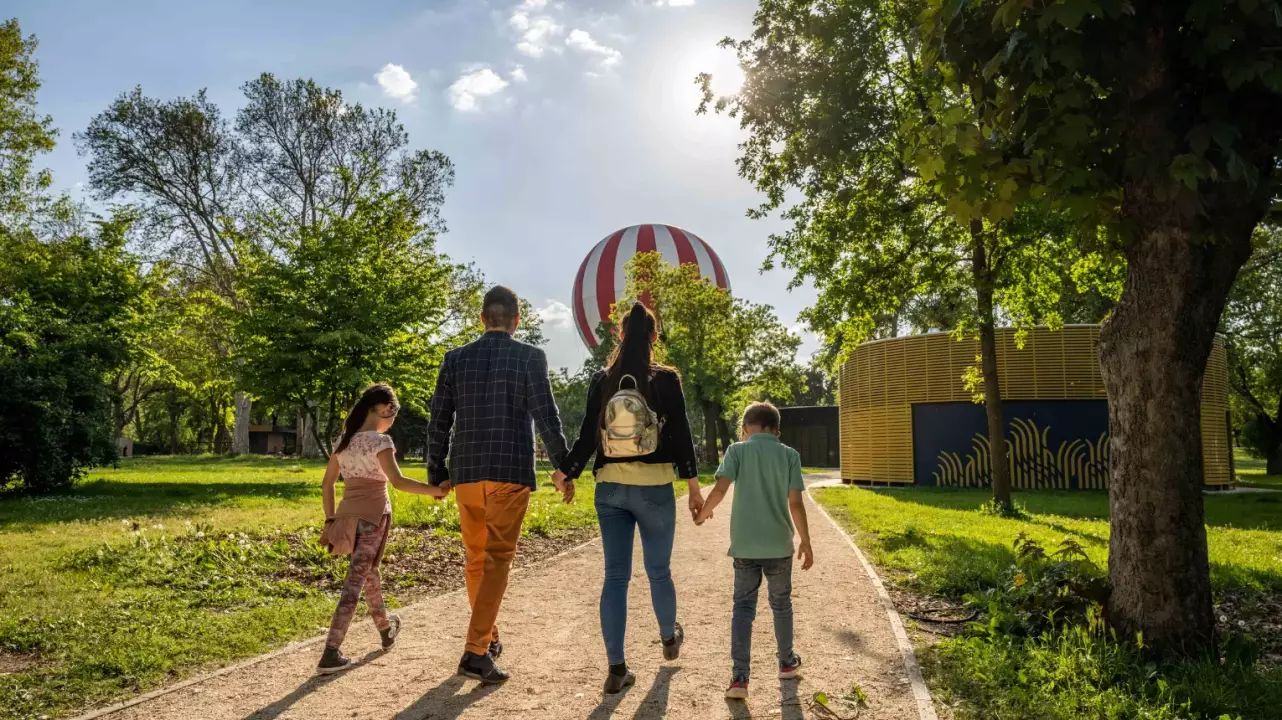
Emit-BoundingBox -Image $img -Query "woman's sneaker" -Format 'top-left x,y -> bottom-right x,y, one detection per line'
316,647 -> 352,675
779,653 -> 803,679
662,622 -> 684,661
603,665 -> 636,694
457,651 -> 510,685
725,675 -> 749,700
380,614 -> 402,650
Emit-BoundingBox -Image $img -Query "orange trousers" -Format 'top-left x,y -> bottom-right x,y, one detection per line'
456,481 -> 531,655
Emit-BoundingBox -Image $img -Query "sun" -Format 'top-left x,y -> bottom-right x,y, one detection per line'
677,42 -> 745,98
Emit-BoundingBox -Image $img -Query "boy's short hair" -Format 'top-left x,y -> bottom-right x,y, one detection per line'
742,401 -> 781,431
482,286 -> 520,328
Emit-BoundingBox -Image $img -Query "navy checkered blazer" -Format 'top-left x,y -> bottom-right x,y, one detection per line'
427,331 -> 570,489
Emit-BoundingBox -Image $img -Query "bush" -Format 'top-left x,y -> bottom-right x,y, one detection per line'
0,219 -> 146,494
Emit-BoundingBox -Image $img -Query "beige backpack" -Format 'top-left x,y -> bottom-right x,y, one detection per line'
600,374 -> 664,458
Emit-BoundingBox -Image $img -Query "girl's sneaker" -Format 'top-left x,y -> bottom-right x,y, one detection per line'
779,653 -> 803,679
380,614 -> 402,651
725,675 -> 749,700
316,647 -> 352,675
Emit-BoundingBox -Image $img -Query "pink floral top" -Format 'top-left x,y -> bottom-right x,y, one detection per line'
320,431 -> 395,556
336,430 -> 395,482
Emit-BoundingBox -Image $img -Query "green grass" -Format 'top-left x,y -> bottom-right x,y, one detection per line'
1236,448 -> 1282,490
813,486 -> 1282,719
0,455 -> 614,720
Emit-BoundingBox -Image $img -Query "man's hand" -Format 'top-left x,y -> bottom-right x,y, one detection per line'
551,471 -> 575,504
796,541 -> 814,570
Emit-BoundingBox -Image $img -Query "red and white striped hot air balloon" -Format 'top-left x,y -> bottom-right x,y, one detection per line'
571,224 -> 731,349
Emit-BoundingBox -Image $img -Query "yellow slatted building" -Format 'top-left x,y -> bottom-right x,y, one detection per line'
838,326 -> 1233,488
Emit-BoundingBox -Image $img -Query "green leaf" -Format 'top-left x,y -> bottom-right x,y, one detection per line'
813,691 -> 830,707
1187,124 -> 1211,156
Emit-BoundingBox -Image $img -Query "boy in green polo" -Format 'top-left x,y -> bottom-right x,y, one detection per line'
694,401 -> 813,700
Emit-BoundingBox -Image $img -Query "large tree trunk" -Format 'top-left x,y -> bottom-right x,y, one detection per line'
298,411 -> 322,458
1099,223 -> 1252,653
971,224 -> 1012,510
232,391 -> 252,454
700,398 -> 719,464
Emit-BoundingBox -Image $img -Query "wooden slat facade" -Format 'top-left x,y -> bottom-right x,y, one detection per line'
839,326 -> 1233,487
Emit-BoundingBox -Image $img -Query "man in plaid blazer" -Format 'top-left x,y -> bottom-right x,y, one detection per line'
427,286 -> 573,684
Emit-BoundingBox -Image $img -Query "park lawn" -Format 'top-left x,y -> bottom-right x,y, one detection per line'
813,486 -> 1282,719
1236,448 -> 1282,490
0,455 -> 697,720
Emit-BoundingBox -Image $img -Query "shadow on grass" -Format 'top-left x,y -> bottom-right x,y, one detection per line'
0,480 -> 316,530
392,674 -> 500,720
866,486 -> 1282,532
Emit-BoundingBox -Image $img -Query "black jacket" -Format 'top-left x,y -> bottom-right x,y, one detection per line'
559,366 -> 699,481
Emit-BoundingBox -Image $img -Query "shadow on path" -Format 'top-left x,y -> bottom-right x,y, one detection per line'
242,650 -> 382,720
392,675 -> 500,720
633,666 -> 679,719
780,678 -> 804,720
586,677 -> 635,720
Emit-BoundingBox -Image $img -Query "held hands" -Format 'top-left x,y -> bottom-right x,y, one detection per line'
551,470 -> 575,504
796,541 -> 814,570
688,487 -> 710,525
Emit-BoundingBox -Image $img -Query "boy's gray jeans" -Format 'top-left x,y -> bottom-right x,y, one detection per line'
731,555 -> 794,679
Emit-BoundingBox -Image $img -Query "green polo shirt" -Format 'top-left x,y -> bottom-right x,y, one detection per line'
716,433 -> 805,559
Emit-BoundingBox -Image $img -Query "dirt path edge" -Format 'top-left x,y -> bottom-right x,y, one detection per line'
810,501 -> 940,720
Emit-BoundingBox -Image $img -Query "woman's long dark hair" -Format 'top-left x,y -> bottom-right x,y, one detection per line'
599,303 -> 659,429
334,383 -> 399,454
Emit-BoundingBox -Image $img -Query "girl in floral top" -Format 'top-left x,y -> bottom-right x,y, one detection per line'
316,384 -> 445,674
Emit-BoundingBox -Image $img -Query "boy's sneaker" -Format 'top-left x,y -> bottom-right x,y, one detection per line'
380,614 -> 402,651
488,639 -> 503,659
316,646 -> 352,675
779,653 -> 803,679
725,675 -> 749,700
661,621 -> 684,661
457,651 -> 510,685
603,665 -> 636,694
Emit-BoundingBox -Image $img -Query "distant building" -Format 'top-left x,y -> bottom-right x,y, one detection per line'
249,421 -> 297,455
779,406 -> 840,468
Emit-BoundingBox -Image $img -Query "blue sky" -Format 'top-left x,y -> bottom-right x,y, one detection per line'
13,0 -> 818,371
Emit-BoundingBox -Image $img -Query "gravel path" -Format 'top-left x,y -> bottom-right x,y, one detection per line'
96,489 -> 922,720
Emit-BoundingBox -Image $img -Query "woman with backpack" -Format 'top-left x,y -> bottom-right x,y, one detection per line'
554,301 -> 703,694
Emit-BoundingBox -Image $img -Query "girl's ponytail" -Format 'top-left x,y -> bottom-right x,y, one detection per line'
333,383 -> 398,454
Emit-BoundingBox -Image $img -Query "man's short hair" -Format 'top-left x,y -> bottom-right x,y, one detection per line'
482,286 -> 520,329
743,401 -> 781,431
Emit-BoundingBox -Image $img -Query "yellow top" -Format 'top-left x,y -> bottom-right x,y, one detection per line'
596,462 -> 675,487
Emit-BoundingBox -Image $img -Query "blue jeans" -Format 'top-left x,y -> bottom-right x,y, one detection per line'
595,482 -> 677,665
731,556 -> 794,679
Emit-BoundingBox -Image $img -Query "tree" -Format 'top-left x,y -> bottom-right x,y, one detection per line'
0,214 -> 149,491
0,19 -> 55,220
920,0 -> 1282,651
700,0 -> 1101,511
76,74 -> 455,455
1224,226 -> 1282,473
233,188 -> 467,455
619,252 -> 803,461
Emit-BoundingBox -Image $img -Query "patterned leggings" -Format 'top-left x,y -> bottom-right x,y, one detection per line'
325,515 -> 391,649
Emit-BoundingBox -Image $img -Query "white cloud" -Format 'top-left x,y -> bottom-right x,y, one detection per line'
566,29 -> 621,67
653,0 -> 695,5
538,300 -> 575,330
509,6 -> 563,58
448,68 -> 510,112
374,63 -> 417,102
511,65 -> 528,83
